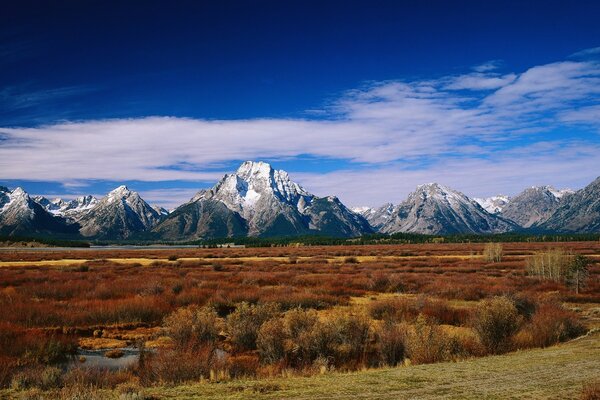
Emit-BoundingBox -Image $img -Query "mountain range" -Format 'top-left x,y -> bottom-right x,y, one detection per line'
1,161 -> 599,240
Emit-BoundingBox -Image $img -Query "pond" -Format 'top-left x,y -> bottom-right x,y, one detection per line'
66,347 -> 140,371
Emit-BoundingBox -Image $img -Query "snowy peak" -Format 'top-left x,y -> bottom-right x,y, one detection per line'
380,183 -> 515,235
502,185 -> 575,228
474,195 -> 511,214
0,187 -> 75,236
77,186 -> 160,239
156,161 -> 372,239
208,160 -> 312,219
33,194 -> 98,219
107,185 -> 134,201
410,182 -> 475,209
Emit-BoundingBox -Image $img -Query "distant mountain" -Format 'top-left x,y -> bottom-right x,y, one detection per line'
33,195 -> 98,221
378,183 -> 517,235
501,186 -> 572,228
152,205 -> 170,217
153,161 -> 372,240
2,168 -> 598,240
0,187 -> 77,236
352,203 -> 395,231
77,185 -> 160,239
473,195 -> 511,214
538,178 -> 600,233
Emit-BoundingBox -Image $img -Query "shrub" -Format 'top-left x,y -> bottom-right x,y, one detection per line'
581,379 -> 600,400
226,354 -> 260,378
320,310 -> 372,368
226,302 -> 279,351
139,346 -> 216,384
368,297 -> 417,323
163,305 -> 221,349
10,366 -> 62,390
483,243 -> 503,262
470,296 -> 521,354
257,318 -> 286,364
515,302 -> 585,348
344,256 -> 359,264
404,315 -> 450,364
374,321 -> 405,366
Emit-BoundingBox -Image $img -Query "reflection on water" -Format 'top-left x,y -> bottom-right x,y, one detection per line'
66,348 -> 139,371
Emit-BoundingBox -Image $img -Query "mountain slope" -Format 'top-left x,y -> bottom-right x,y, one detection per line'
501,186 -> 571,228
473,195 -> 510,214
380,183 -> 517,235
352,203 -> 396,231
0,187 -> 78,236
153,161 -> 372,239
34,195 -> 98,221
538,177 -> 600,233
77,186 -> 160,239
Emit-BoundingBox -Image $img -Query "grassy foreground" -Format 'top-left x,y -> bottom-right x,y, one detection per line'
140,331 -> 600,400
1,333 -> 598,399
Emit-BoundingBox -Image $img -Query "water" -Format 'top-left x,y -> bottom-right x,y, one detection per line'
67,348 -> 140,371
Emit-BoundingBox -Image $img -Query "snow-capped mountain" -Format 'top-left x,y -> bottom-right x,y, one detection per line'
473,195 -> 511,214
500,186 -> 571,228
0,187 -> 77,236
152,205 -> 170,217
352,203 -> 396,231
378,183 -> 517,235
77,185 -> 160,239
33,195 -> 98,220
153,161 -> 372,239
538,178 -> 600,233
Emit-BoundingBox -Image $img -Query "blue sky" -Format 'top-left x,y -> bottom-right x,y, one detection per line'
1,1 -> 600,208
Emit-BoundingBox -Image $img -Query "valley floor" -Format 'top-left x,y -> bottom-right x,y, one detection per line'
140,331 -> 600,400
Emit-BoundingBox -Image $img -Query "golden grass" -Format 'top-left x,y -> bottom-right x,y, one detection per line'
0,254 -> 485,268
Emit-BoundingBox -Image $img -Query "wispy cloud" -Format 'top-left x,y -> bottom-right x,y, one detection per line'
1,50 -> 599,206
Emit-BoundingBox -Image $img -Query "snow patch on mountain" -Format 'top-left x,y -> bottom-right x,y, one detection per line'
474,195 -> 511,214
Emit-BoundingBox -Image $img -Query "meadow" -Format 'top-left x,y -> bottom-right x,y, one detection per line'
0,242 -> 598,399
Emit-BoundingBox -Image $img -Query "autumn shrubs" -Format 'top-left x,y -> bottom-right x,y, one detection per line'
483,243 -> 503,262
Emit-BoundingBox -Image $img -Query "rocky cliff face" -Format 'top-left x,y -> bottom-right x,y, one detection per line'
153,161 -> 372,239
0,187 -> 77,236
378,183 -> 517,235
77,186 -> 160,239
538,178 -> 600,233
501,186 -> 572,228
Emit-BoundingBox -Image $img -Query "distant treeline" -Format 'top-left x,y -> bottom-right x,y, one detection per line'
0,235 -> 91,248
193,232 -> 600,247
3,233 -> 600,248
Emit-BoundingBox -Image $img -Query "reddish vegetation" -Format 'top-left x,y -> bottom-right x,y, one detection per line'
0,242 -> 597,389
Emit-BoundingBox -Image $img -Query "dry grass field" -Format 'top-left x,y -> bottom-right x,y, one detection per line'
0,242 -> 598,399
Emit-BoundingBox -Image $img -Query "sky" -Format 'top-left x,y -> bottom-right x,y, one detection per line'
1,0 -> 600,208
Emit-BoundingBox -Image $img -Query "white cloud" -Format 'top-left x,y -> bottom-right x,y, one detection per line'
444,72 -> 517,90
1,52 -> 600,207
294,142 -> 600,207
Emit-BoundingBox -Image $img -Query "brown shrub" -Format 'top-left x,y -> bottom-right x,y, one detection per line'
470,296 -> 521,354
226,302 -> 280,351
226,354 -> 260,378
582,379 -> 600,400
373,321 -> 405,366
404,315 -> 451,364
515,302 -> 585,348
163,305 -> 221,349
139,345 -> 216,384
